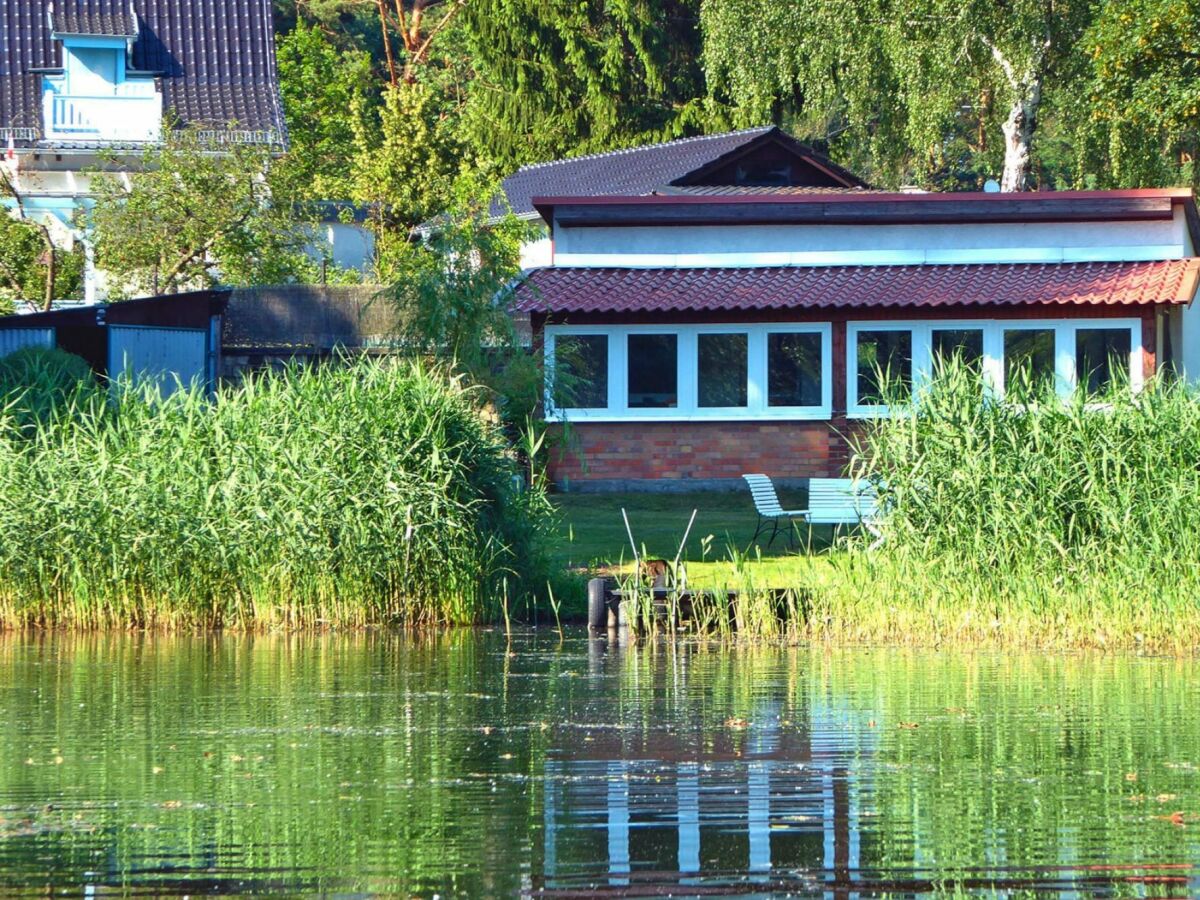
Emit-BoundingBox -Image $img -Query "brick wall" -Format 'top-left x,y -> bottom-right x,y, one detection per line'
548,418 -> 855,485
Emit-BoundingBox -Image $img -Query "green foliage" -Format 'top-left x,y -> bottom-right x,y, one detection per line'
0,358 -> 556,628
88,128 -> 319,298
701,0 -> 1092,188
460,0 -> 714,170
1070,0 -> 1200,188
0,211 -> 85,313
351,81 -> 471,246
386,173 -> 539,424
0,346 -> 95,434
274,22 -> 376,202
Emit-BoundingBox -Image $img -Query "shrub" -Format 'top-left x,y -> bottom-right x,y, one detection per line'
0,345 -> 95,433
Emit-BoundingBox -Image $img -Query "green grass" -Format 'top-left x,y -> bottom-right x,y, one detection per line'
551,489 -> 839,590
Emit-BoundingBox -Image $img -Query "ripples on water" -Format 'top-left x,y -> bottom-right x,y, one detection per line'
0,632 -> 1198,896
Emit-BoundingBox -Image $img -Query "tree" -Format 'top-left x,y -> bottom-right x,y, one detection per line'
701,0 -> 1093,190
274,22 -> 375,202
89,130 -> 317,297
1069,0 -> 1200,188
460,0 -> 713,170
0,168 -> 84,312
386,172 -> 539,423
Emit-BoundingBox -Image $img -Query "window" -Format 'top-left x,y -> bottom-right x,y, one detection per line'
932,328 -> 984,374
551,334 -> 607,409
1003,328 -> 1056,398
544,324 -> 832,421
698,333 -> 748,407
768,332 -> 822,407
627,334 -> 678,408
1075,328 -> 1132,396
847,318 -> 1143,416
855,329 -> 912,407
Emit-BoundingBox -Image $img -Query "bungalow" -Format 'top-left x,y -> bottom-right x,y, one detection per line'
514,188 -> 1200,491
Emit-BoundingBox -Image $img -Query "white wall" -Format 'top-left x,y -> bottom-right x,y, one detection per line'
553,212 -> 1189,268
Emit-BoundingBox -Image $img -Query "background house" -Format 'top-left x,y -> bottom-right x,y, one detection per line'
517,189 -> 1200,491
0,0 -> 292,300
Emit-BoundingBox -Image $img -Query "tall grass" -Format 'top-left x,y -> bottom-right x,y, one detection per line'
816,363 -> 1200,648
0,358 -> 555,629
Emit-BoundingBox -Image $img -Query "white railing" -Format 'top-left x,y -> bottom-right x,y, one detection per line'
42,78 -> 162,142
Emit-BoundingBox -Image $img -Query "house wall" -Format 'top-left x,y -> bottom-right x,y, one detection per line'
542,306 -> 1160,491
551,209 -> 1190,268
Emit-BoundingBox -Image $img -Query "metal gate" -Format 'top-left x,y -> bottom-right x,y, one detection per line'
108,325 -> 209,396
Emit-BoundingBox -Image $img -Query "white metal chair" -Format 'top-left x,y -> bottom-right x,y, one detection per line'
742,474 -> 808,549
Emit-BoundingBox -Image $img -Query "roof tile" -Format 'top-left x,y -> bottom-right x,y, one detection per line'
513,262 -> 1200,314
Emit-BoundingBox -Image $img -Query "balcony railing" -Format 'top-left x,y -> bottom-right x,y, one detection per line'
42,77 -> 162,143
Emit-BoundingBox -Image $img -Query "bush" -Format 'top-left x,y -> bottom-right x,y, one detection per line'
0,346 -> 95,433
0,358 -> 556,628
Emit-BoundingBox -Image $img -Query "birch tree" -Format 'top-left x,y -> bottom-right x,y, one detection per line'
701,0 -> 1092,190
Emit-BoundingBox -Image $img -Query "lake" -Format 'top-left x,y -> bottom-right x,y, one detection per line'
1,631 -> 1198,896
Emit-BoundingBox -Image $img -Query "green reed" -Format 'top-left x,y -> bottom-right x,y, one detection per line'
813,361 -> 1200,648
0,358 -> 555,629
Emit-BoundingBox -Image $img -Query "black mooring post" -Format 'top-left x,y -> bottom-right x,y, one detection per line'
587,577 -> 608,631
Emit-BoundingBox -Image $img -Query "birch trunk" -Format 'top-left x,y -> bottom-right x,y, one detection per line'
999,79 -> 1040,192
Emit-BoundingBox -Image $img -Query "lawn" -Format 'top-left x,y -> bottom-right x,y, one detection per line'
549,489 -> 842,590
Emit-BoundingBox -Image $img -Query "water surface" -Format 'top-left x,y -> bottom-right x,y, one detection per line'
1,632 -> 1199,896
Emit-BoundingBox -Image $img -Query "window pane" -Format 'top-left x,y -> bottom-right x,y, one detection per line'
1076,328 -> 1131,396
1004,329 -> 1056,398
552,334 -> 607,409
768,332 -> 823,407
856,330 -> 912,406
627,334 -> 678,408
698,333 -> 748,407
932,328 -> 984,374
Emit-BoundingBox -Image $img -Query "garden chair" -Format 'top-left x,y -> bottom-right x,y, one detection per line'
742,474 -> 808,549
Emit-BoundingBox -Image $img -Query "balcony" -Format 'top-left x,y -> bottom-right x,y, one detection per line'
42,74 -> 162,144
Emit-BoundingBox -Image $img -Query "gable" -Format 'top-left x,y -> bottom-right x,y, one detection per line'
674,135 -> 853,189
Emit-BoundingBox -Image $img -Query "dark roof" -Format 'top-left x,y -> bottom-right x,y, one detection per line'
51,6 -> 138,35
497,126 -> 867,218
0,289 -> 229,329
0,0 -> 285,146
513,261 -> 1200,314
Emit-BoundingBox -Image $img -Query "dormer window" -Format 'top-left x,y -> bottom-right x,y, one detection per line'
41,3 -> 162,143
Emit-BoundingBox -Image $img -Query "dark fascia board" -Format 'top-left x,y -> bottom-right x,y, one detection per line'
535,190 -> 1199,241
671,128 -> 869,189
0,289 -> 231,329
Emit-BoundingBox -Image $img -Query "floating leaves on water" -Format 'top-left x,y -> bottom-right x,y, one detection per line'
898,722 -> 920,730
725,717 -> 750,730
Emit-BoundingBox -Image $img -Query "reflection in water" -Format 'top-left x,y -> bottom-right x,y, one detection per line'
0,631 -> 1198,896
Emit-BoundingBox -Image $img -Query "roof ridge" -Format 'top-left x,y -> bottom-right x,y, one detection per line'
514,126 -> 775,174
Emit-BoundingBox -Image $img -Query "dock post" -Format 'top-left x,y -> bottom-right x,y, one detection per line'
588,578 -> 608,631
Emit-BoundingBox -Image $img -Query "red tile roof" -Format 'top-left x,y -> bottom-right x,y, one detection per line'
513,261 -> 1200,314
